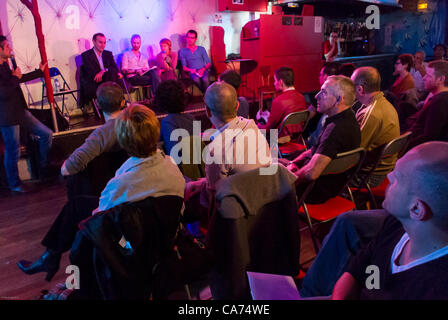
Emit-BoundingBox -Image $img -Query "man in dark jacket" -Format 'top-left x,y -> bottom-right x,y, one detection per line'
80,33 -> 122,106
0,35 -> 53,193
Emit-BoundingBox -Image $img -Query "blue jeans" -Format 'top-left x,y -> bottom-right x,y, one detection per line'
1,110 -> 53,188
299,209 -> 389,297
190,70 -> 210,93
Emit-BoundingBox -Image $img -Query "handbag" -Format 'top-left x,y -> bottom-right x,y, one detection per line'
151,225 -> 215,299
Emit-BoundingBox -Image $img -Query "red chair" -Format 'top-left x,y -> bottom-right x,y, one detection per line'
353,132 -> 412,209
298,147 -> 366,254
277,110 -> 310,159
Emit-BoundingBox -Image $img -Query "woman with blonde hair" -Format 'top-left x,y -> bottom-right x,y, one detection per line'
156,38 -> 178,81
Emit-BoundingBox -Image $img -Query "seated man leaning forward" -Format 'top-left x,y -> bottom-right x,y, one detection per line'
257,66 -> 307,139
331,141 -> 448,300
286,76 -> 361,204
17,104 -> 185,281
121,34 -> 160,95
60,81 -> 125,177
184,82 -> 273,209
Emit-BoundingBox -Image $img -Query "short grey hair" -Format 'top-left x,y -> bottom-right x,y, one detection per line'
326,75 -> 356,106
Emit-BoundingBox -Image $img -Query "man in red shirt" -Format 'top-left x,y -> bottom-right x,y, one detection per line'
257,66 -> 306,138
323,32 -> 339,62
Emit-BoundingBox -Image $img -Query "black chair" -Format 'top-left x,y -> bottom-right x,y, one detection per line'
298,147 -> 366,254
353,131 -> 412,209
275,110 -> 310,159
207,165 -> 301,299
69,195 -> 184,299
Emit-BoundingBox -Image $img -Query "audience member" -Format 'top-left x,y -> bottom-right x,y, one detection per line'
156,80 -> 195,155
156,38 -> 178,81
219,69 -> 250,118
17,104 -> 185,281
351,67 -> 400,187
306,62 -> 339,148
121,34 -> 160,95
410,51 -> 428,100
405,60 -> 448,150
60,82 -> 124,176
388,54 -> 418,106
80,33 -> 122,105
0,35 -> 53,193
257,66 -> 307,139
179,30 -> 211,93
329,141 -> 448,300
286,76 -> 361,203
432,44 -> 446,61
338,63 -> 356,78
184,82 -> 272,211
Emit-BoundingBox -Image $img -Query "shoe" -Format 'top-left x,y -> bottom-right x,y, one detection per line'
17,250 -> 61,282
10,184 -> 32,194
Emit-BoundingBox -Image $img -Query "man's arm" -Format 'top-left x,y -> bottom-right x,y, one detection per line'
331,272 -> 361,300
295,153 -> 332,182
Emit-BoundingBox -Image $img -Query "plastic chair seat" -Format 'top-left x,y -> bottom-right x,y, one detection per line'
355,177 -> 389,197
298,196 -> 356,222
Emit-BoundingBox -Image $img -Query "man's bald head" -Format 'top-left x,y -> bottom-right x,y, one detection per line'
406,142 -> 448,222
351,66 -> 381,94
204,82 -> 238,121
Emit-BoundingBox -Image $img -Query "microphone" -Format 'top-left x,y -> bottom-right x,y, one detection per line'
10,54 -> 17,70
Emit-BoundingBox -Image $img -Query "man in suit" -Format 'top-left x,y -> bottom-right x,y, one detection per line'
80,33 -> 122,107
0,35 -> 53,193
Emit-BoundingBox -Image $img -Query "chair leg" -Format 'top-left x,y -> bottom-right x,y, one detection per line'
366,183 -> 378,209
302,203 -> 320,254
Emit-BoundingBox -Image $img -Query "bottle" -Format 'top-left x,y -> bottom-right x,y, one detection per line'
54,78 -> 60,93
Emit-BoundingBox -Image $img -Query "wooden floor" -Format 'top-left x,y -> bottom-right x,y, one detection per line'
0,177 -> 316,300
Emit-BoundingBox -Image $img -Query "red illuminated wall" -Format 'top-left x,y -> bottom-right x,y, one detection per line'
240,15 -> 323,97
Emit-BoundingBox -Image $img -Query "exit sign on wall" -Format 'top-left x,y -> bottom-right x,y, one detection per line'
218,0 -> 268,12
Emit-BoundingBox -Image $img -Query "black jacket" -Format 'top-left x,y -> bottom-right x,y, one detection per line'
0,62 -> 43,126
207,165 -> 301,300
70,195 -> 183,299
80,48 -> 119,104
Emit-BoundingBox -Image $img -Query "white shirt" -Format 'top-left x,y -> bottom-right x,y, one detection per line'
391,232 -> 448,274
121,50 -> 149,76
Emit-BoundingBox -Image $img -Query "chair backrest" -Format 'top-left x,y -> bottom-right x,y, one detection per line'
322,147 -> 365,176
277,110 -> 310,138
381,131 -> 412,159
176,135 -> 206,181
48,67 -> 61,77
299,147 -> 365,204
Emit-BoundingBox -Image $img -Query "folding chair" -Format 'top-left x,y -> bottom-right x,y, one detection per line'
298,147 -> 366,254
276,110 -> 310,159
41,67 -> 80,115
354,131 -> 412,209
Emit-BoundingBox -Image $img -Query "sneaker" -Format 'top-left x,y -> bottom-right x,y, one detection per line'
10,184 -> 32,194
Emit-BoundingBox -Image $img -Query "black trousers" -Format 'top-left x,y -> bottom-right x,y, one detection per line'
41,196 -> 99,253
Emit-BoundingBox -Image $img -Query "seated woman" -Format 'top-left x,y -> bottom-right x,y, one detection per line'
156,80 -> 195,156
388,54 -> 418,106
17,104 -> 186,281
156,38 -> 178,81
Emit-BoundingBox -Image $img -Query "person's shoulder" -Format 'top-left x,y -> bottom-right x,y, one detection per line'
81,48 -> 93,57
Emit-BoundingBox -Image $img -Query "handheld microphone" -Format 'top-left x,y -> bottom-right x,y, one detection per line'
10,55 -> 17,70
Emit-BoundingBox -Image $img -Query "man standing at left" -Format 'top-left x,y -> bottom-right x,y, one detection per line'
0,35 -> 53,193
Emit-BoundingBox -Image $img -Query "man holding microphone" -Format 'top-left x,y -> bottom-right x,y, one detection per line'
0,35 -> 52,193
